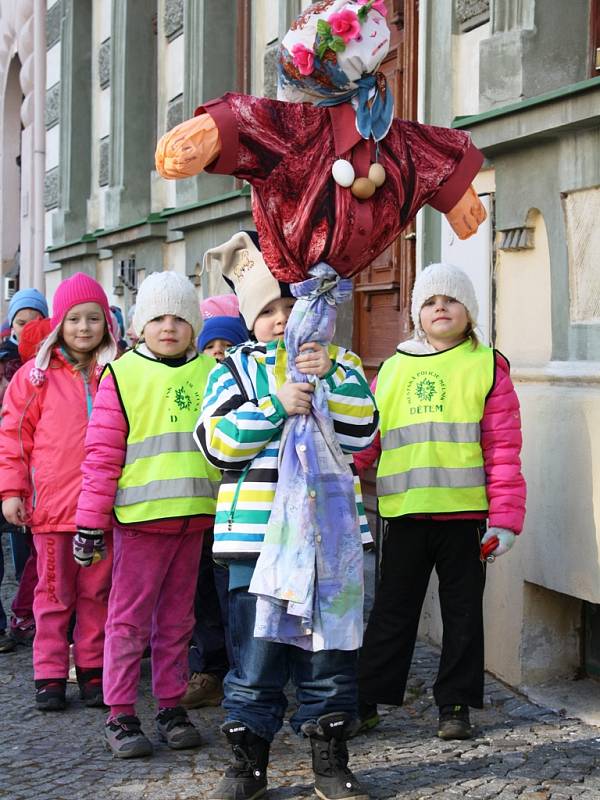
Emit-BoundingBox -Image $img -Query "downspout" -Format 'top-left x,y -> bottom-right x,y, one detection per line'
32,0 -> 45,292
415,0 -> 428,276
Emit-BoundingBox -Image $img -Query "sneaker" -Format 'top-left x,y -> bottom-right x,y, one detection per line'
155,705 -> 203,750
104,714 -> 153,758
35,679 -> 67,711
356,702 -> 380,734
0,630 -> 16,654
438,704 -> 473,740
181,672 -> 224,709
9,615 -> 35,645
76,667 -> 106,708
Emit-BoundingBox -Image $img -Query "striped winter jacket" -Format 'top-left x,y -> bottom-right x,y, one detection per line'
194,338 -> 378,559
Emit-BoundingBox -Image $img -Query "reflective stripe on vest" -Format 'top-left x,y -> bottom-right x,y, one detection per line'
375,340 -> 494,518
108,351 -> 221,523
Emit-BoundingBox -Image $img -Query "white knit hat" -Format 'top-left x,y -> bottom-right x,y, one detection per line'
203,231 -> 290,331
411,263 -> 478,338
133,271 -> 201,337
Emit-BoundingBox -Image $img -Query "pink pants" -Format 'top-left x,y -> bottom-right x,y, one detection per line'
33,532 -> 113,679
103,526 -> 203,708
12,536 -> 37,620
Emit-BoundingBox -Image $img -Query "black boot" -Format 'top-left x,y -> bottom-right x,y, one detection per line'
304,713 -> 369,800
208,720 -> 270,800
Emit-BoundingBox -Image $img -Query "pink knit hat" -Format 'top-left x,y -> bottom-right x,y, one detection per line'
200,294 -> 239,320
35,272 -> 117,370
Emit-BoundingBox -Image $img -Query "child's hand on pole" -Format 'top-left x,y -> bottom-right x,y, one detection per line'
295,343 -> 333,378
277,381 -> 314,416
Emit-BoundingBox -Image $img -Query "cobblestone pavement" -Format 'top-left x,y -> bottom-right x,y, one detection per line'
1,541 -> 600,800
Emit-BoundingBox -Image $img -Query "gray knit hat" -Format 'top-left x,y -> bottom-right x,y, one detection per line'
411,262 -> 478,338
133,271 -> 201,337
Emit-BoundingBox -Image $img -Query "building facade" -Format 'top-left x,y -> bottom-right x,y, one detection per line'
418,0 -> 600,695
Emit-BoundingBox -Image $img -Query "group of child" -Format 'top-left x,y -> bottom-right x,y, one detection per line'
0,235 -> 526,800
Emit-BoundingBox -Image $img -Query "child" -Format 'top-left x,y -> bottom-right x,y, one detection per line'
197,313 -> 248,362
355,262 -> 526,741
195,231 -> 377,800
0,288 -> 49,654
76,270 -> 222,758
0,273 -> 117,709
183,297 -> 247,710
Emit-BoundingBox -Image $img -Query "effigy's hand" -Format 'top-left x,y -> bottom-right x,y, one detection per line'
445,185 -> 487,240
295,343 -> 333,378
277,381 -> 314,416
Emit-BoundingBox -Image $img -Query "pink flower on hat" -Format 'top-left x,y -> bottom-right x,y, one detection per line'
327,9 -> 361,44
291,43 -> 315,75
357,0 -> 388,17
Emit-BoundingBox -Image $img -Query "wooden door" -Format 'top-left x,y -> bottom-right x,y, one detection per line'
352,0 -> 419,512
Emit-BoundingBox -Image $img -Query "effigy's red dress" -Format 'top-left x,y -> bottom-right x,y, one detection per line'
198,93 -> 484,283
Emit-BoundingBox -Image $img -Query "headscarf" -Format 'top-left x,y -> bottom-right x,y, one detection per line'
278,0 -> 393,141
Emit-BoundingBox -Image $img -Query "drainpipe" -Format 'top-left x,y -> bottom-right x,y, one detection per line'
32,0 -> 45,292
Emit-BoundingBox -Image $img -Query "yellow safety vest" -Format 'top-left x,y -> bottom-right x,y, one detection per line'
108,351 -> 221,524
375,340 -> 494,518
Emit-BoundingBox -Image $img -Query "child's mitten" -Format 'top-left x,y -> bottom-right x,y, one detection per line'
73,529 -> 106,567
481,527 -> 516,559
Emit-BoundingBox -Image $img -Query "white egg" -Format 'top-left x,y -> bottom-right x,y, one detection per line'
331,159 -> 355,188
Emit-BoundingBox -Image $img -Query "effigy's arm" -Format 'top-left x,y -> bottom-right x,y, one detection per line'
155,112 -> 221,179
445,185 -> 487,240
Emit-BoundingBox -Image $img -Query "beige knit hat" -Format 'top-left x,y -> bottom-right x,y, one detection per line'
203,231 -> 288,331
133,270 -> 202,337
411,262 -> 478,338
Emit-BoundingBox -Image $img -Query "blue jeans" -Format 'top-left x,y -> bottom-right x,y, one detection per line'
223,588 -> 359,742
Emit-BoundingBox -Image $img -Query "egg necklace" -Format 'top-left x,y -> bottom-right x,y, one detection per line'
331,144 -> 386,200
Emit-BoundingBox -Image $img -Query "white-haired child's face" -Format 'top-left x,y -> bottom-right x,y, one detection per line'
61,302 -> 106,359
252,297 -> 296,343
144,315 -> 193,358
420,295 -> 470,349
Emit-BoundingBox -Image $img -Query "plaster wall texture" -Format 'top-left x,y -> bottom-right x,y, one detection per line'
495,211 -> 552,365
45,121 -> 59,170
452,22 -> 490,118
165,19 -> 183,102
46,41 -> 60,89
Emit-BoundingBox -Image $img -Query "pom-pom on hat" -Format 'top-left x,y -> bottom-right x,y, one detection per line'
411,262 -> 478,338
133,270 -> 202,338
198,315 -> 248,352
8,288 -> 48,325
203,231 -> 292,331
35,272 -> 117,370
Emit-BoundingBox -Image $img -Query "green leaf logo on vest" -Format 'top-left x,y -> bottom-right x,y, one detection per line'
406,370 -> 447,415
166,380 -> 201,422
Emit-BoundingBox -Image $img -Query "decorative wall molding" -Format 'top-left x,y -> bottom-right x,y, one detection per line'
498,226 -> 534,251
164,0 -> 184,41
46,1 -> 61,49
455,0 -> 490,32
44,166 -> 59,209
98,37 -> 110,89
45,80 -> 59,128
166,93 -> 183,132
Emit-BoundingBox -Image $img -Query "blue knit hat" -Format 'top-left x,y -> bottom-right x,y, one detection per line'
198,315 -> 248,352
8,288 -> 49,325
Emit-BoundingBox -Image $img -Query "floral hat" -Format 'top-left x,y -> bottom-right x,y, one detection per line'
278,0 -> 392,141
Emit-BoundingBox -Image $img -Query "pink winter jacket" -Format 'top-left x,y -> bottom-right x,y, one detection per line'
354,351 -> 526,533
0,351 -> 100,534
77,371 -> 213,534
